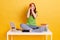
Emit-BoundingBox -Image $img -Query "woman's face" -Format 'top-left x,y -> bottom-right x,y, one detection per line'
30,4 -> 35,10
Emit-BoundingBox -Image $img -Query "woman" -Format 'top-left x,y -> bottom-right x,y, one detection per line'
20,3 -> 47,32
27,3 -> 37,26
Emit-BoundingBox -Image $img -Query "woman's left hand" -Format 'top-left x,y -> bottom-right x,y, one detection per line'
31,9 -> 34,13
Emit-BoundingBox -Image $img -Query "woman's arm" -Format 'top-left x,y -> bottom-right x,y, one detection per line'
32,10 -> 37,18
27,8 -> 30,18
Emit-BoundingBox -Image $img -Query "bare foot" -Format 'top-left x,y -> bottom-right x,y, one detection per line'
30,29 -> 33,32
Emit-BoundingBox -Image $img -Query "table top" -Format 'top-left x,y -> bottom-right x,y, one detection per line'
7,29 -> 52,35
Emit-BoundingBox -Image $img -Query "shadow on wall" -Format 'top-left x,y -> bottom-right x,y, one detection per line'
18,6 -> 28,24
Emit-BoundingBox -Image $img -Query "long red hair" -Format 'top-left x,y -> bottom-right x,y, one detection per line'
29,3 -> 37,18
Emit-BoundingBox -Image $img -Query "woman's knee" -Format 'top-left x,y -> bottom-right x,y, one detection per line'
20,24 -> 26,27
20,24 -> 32,30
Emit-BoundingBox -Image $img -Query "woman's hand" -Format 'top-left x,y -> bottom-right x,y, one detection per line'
31,9 -> 37,18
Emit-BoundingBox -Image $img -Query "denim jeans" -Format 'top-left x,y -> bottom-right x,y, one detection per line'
20,24 -> 47,32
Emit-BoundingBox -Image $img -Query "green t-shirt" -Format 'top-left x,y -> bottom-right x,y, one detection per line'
27,15 -> 36,26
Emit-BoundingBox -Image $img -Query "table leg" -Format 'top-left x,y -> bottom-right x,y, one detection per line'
7,34 -> 8,40
46,35 -> 48,40
11,35 -> 13,40
51,34 -> 52,40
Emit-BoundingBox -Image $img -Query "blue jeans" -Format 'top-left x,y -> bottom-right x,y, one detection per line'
20,24 -> 47,32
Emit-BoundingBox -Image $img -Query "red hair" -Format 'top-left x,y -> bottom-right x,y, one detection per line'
29,3 -> 35,7
29,3 -> 37,18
